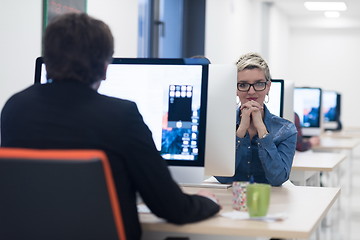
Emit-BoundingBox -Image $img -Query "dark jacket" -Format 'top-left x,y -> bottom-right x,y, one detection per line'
1,81 -> 220,240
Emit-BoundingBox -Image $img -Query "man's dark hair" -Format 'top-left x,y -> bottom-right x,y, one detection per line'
43,13 -> 114,85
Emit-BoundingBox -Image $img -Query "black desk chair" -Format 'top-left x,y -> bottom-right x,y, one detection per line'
0,148 -> 126,240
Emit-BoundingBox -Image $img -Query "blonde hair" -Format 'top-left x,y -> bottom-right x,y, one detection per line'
236,52 -> 271,82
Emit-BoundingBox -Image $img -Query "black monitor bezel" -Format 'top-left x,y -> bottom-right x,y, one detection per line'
34,57 -> 44,84
270,79 -> 284,118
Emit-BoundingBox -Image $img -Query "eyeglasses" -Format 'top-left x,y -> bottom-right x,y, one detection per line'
237,81 -> 268,92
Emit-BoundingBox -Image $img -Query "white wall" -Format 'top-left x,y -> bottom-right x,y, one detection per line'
0,1 -> 43,111
2,1 -> 359,129
205,1 -> 291,78
288,27 -> 360,127
205,0 -> 263,64
205,1 -> 360,129
0,0 -> 138,111
87,0 -> 138,58
268,5 -> 290,80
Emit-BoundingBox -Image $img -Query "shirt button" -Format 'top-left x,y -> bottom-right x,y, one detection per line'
248,146 -> 250,149
237,140 -> 241,143
247,161 -> 250,164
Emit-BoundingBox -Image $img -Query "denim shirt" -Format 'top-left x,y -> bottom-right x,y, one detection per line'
216,105 -> 297,186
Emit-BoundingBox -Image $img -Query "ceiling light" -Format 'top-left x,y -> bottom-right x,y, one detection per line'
304,2 -> 347,11
324,11 -> 340,18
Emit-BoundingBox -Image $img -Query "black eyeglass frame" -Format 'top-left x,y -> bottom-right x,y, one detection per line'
237,80 -> 269,92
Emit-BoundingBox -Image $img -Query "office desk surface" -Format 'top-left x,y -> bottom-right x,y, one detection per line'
140,185 -> 340,239
292,151 -> 346,172
313,137 -> 360,151
322,129 -> 360,139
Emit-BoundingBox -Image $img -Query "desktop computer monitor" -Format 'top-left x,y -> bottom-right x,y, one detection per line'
322,90 -> 342,131
266,79 -> 284,118
294,87 -> 323,137
34,57 -> 236,185
258,79 -> 294,123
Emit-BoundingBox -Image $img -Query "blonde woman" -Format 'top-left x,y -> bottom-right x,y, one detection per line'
216,53 -> 297,186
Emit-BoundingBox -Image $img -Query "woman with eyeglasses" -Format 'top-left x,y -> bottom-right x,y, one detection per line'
215,52 -> 297,186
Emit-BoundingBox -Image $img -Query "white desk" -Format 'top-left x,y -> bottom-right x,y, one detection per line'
290,151 -> 346,186
312,136 -> 359,238
140,185 -> 340,240
313,137 -> 360,151
312,137 -> 360,191
322,128 -> 360,139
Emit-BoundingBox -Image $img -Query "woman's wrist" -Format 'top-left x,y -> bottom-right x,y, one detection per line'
236,127 -> 247,138
257,128 -> 268,139
260,132 -> 269,139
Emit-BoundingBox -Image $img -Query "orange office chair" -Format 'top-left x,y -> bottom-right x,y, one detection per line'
0,148 -> 127,240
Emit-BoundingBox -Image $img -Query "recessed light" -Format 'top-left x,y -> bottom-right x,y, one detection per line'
304,2 -> 347,11
324,11 -> 340,18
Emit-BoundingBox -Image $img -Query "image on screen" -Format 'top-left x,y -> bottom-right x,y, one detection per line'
161,84 -> 199,160
294,87 -> 322,128
100,64 -> 206,164
323,90 -> 338,122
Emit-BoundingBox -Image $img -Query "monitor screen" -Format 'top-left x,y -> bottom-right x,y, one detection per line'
294,87 -> 322,136
34,57 -> 236,185
322,90 -> 341,130
266,79 -> 284,118
102,61 -> 206,166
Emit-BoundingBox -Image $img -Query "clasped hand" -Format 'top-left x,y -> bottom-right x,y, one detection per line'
237,100 -> 267,138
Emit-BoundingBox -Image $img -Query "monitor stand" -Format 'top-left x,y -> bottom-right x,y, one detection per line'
302,127 -> 323,138
168,166 -> 231,189
324,122 -> 339,131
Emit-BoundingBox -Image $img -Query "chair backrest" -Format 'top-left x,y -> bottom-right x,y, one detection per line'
0,148 -> 126,240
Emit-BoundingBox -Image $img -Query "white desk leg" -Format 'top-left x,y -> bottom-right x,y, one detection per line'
290,170 -> 319,186
313,172 -> 320,187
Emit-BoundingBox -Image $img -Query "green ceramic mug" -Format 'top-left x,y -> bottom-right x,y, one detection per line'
246,183 -> 271,217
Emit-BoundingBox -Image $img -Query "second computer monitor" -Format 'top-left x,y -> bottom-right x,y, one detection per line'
322,90 -> 342,131
267,79 -> 284,118
265,79 -> 294,123
294,87 -> 323,137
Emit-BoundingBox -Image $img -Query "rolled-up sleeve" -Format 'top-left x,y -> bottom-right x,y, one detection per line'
257,122 -> 297,186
